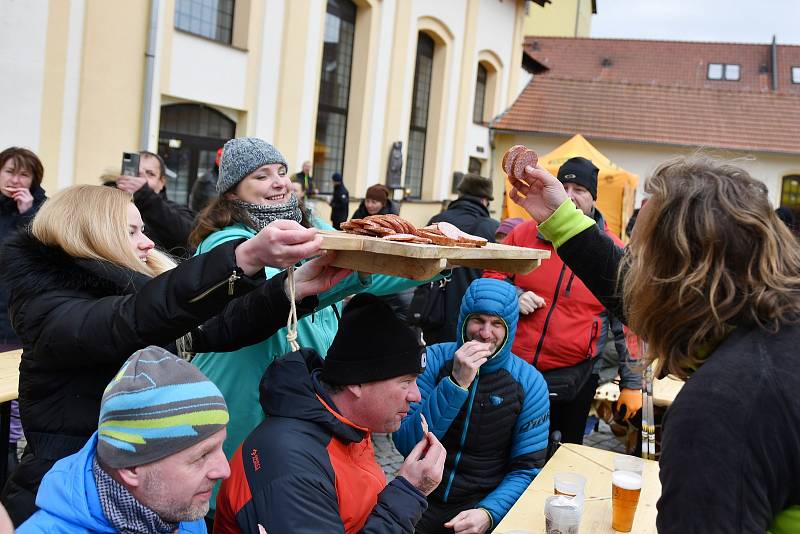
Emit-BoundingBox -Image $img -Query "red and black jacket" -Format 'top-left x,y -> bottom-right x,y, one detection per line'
214,349 -> 427,533
484,210 -> 624,371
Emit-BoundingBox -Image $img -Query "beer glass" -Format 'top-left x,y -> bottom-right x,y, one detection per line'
612,456 -> 644,532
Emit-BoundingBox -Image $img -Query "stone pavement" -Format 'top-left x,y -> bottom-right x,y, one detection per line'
374,418 -> 626,481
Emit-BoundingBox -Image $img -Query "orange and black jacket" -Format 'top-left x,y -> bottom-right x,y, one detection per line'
214,349 -> 427,533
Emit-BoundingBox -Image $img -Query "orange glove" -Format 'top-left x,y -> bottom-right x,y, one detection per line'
616,388 -> 642,421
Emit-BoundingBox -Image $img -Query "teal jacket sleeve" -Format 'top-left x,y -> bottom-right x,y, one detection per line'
392,342 -> 469,455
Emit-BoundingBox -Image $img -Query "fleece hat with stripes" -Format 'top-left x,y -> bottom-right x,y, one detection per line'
97,346 -> 229,469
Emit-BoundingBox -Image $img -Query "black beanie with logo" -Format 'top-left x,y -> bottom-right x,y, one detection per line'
557,156 -> 599,200
322,293 -> 426,385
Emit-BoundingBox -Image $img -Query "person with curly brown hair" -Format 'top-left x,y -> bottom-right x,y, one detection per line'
508,154 -> 800,533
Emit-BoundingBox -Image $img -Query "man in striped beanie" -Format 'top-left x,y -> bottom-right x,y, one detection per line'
18,346 -> 230,533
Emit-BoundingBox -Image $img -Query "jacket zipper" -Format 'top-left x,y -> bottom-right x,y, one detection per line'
565,272 -> 576,297
442,373 -> 480,502
532,264 -> 567,367
188,270 -> 241,303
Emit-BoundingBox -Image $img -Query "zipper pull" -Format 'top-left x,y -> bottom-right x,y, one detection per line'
228,270 -> 240,295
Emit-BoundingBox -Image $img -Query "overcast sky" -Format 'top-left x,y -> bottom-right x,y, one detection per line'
591,0 -> 800,45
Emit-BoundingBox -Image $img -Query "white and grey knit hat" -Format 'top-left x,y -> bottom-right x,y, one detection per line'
217,137 -> 289,193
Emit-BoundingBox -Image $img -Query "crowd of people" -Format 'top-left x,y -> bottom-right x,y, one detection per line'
0,137 -> 798,534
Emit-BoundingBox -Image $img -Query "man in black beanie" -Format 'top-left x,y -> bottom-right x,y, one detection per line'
215,293 -> 446,534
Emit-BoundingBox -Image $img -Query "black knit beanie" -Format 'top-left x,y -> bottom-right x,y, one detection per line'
557,157 -> 599,200
322,293 -> 426,385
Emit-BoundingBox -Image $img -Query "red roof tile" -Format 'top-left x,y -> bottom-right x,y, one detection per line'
523,37 -> 800,94
498,38 -> 800,154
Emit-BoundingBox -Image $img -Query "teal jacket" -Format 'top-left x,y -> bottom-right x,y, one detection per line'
192,219 -> 436,510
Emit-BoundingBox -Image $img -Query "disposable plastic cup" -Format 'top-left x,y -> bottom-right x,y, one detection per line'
544,495 -> 582,534
553,472 -> 587,499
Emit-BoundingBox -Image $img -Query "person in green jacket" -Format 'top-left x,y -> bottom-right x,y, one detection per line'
188,137 -> 440,514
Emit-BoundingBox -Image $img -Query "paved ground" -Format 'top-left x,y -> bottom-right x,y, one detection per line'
374,417 -> 625,481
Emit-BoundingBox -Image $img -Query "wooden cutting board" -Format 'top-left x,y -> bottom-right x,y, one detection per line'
319,230 -> 550,280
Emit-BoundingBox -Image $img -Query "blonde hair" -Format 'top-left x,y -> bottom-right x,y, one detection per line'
31,185 -> 176,276
622,156 -> 800,379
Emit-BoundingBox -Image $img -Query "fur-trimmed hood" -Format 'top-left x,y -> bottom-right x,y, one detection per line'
0,229 -> 150,302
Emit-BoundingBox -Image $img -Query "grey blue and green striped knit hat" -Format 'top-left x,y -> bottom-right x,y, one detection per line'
97,346 -> 229,469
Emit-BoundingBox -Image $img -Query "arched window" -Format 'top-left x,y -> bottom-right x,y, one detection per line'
473,63 -> 488,124
313,0 -> 357,194
405,33 -> 435,199
158,104 -> 236,205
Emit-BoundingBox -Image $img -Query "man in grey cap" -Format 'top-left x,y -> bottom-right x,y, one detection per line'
18,346 -> 230,533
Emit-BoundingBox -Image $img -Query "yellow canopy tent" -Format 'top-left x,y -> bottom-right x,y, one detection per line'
502,134 -> 639,239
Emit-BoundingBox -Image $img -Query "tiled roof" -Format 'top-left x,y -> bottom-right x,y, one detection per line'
522,37 -> 800,94
496,37 -> 800,154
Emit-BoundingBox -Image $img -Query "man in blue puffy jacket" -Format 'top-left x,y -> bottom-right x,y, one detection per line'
18,346 -> 230,533
394,278 -> 550,533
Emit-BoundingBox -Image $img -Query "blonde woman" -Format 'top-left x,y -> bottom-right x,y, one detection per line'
0,185 -> 348,525
508,155 -> 800,534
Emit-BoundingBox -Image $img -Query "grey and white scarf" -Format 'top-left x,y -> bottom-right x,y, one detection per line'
234,193 -> 302,231
93,457 -> 178,534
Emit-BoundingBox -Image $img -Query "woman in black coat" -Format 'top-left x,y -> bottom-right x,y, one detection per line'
0,147 -> 47,350
0,184 -> 348,525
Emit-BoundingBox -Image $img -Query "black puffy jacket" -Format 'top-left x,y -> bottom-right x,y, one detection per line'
421,196 -> 499,344
0,230 -> 313,524
0,186 -> 46,345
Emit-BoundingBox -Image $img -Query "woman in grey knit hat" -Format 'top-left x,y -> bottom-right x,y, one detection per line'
188,137 -> 440,514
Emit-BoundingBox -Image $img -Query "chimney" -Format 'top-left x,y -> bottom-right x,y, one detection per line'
771,35 -> 779,91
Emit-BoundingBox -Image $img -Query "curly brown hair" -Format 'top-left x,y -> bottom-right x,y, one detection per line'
622,156 -> 800,379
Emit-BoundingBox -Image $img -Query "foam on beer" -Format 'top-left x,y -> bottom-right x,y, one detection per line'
612,471 -> 642,490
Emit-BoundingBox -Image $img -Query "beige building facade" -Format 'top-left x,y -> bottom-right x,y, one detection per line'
1,0 -> 537,226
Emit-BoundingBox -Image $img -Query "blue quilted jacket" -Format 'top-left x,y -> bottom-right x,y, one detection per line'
393,278 -> 550,528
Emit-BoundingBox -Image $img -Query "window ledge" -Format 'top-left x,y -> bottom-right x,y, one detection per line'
173,28 -> 248,52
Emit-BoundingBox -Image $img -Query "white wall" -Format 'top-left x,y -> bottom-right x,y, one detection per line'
252,0 -> 286,142
475,0 -> 517,110
169,31 -> 248,110
365,0 -> 397,189
0,0 -> 49,150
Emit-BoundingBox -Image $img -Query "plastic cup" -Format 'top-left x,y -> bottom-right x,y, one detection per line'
544,495 -> 582,534
611,455 -> 644,532
553,472 -> 587,499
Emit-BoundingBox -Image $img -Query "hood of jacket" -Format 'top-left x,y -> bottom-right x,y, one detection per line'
30,433 -> 114,531
0,230 -> 150,302
258,348 -> 366,445
456,278 -> 519,373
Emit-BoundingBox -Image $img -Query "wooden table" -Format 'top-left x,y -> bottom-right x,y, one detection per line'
495,444 -> 660,533
0,349 -> 21,483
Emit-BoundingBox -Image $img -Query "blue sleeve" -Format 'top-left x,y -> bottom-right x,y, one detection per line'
477,363 -> 550,526
392,343 -> 469,456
